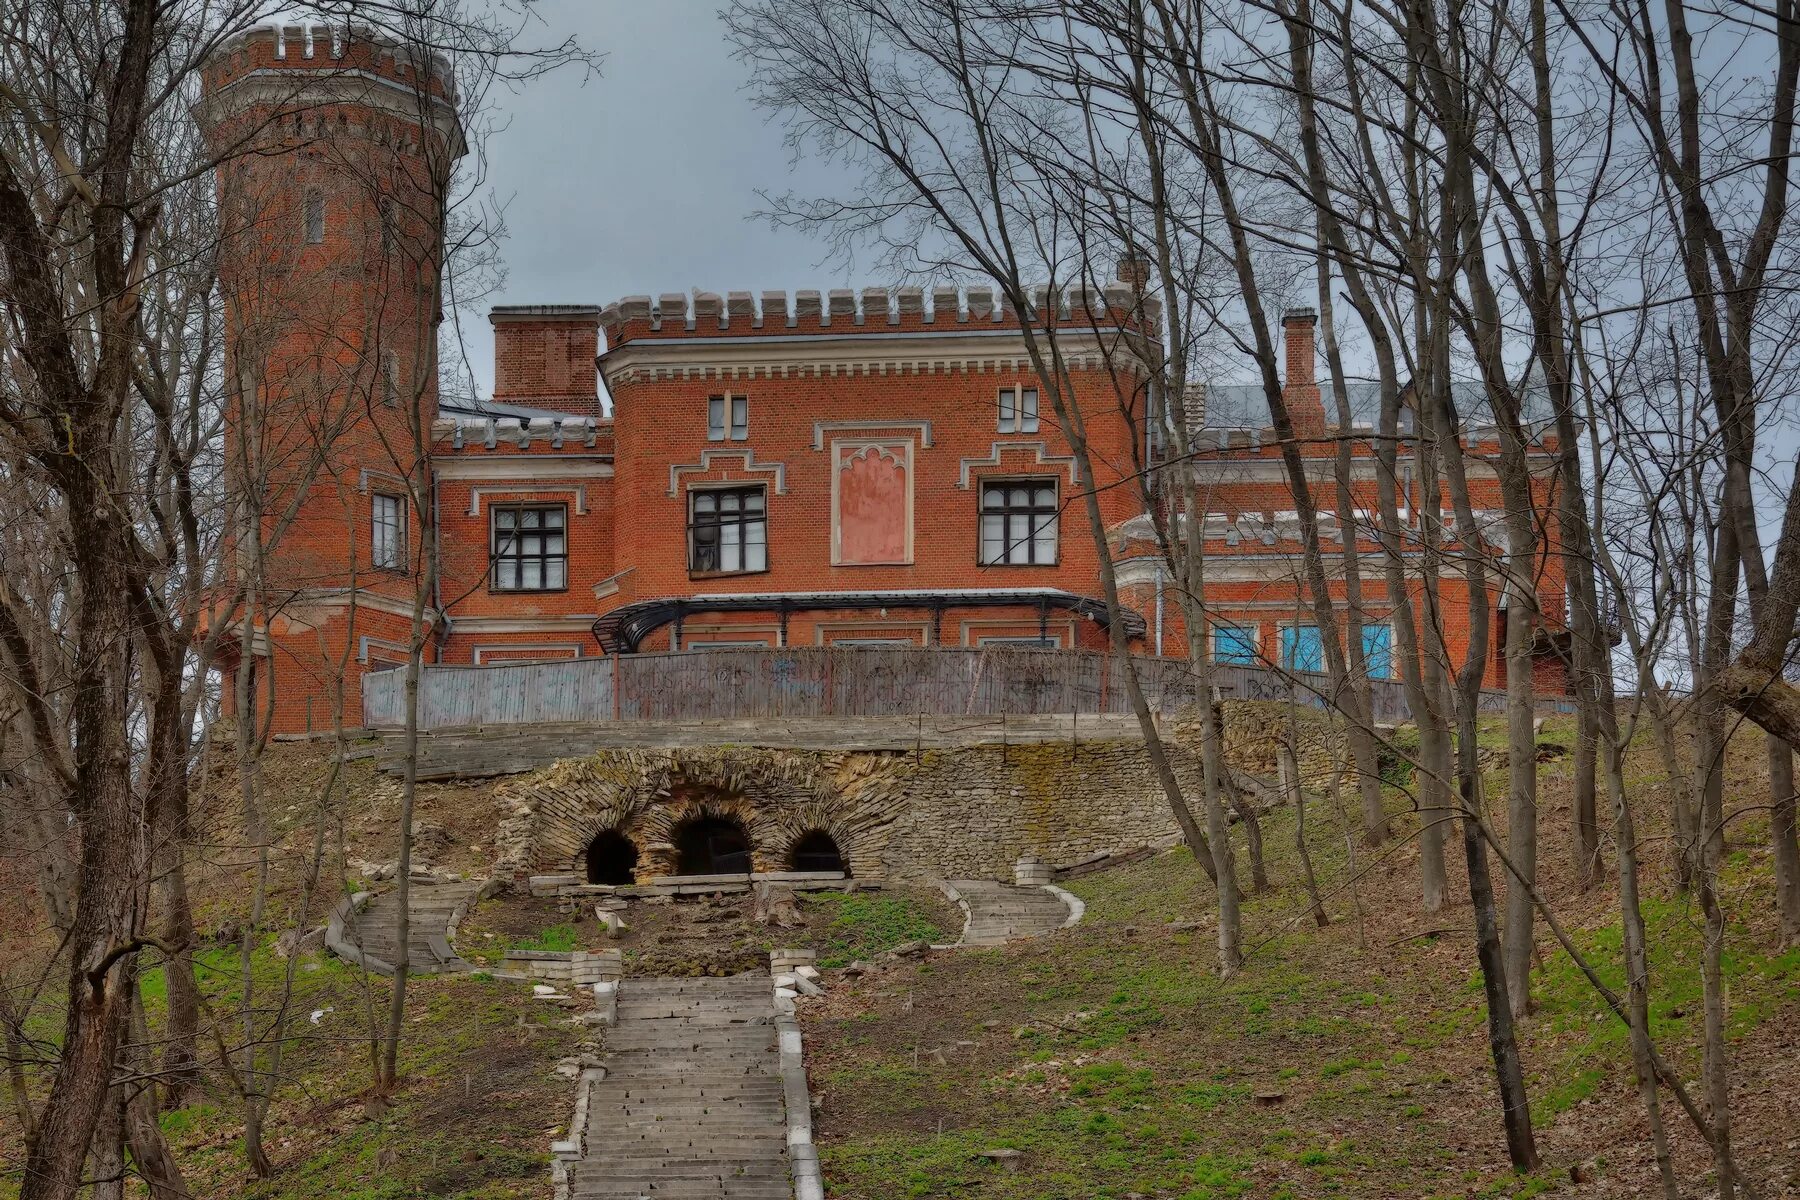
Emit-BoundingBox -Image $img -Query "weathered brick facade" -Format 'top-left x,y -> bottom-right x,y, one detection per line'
201,26 -> 1569,734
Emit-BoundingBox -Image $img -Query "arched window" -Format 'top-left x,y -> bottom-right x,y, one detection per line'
303,188 -> 325,244
673,815 -> 752,876
585,829 -> 638,886
790,830 -> 846,876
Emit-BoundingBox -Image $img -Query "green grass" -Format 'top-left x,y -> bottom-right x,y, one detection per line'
801,891 -> 951,968
509,922 -> 579,953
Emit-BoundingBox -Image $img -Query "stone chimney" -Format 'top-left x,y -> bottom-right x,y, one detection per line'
490,305 -> 601,417
1281,307 -> 1326,436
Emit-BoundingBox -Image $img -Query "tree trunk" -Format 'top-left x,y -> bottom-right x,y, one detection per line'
1284,741 -> 1328,927
1771,740 -> 1800,946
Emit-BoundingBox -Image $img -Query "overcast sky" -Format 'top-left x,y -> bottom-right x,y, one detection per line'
449,0 -> 856,401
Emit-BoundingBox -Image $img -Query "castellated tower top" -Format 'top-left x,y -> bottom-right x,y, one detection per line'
195,21 -> 463,158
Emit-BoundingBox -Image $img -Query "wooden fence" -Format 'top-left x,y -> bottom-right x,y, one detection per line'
360,646 -> 1573,730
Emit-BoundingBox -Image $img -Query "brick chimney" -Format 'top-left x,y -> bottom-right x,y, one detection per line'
1116,253 -> 1153,292
490,305 -> 602,417
1281,307 -> 1326,437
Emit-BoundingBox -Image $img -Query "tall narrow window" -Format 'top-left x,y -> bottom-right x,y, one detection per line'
689,486 -> 767,573
1360,624 -> 1393,679
491,505 -> 567,591
1212,624 -> 1259,664
708,394 -> 748,441
379,199 -> 394,257
978,480 -> 1058,565
371,493 -> 406,569
1281,625 -> 1325,673
998,385 -> 1039,433
303,188 -> 324,244
380,350 -> 399,407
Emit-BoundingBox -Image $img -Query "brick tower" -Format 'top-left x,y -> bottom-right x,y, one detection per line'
197,23 -> 463,733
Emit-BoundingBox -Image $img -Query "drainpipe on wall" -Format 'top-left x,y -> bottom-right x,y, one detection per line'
1154,570 -> 1165,656
431,470 -> 450,659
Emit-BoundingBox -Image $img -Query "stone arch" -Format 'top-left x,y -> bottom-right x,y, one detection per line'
492,747 -> 902,885
789,829 -> 847,875
584,828 -> 638,885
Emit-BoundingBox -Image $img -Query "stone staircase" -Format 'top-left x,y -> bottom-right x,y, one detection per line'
946,880 -> 1074,946
330,880 -> 481,976
570,974 -> 793,1199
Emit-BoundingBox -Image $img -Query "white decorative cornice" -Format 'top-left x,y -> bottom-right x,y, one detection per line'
602,327 -> 1148,390
431,458 -> 613,481
958,441 -> 1081,488
812,419 -> 933,450
668,448 -> 787,496
466,484 -> 587,516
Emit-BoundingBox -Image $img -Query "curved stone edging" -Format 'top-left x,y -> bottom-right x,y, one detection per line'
1042,882 -> 1086,929
443,877 -> 500,962
931,879 -> 975,948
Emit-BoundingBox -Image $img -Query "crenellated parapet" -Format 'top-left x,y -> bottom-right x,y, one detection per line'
196,21 -> 463,157
597,282 -> 1161,346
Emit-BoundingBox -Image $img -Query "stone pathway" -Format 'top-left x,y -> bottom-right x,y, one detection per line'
569,974 -> 794,1199
942,880 -> 1078,946
330,880 -> 482,976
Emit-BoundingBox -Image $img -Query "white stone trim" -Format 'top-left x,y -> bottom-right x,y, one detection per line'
830,438 -> 914,566
1042,883 -> 1086,929
355,467 -> 411,495
961,618 -> 1076,648
450,616 -> 598,634
603,327 -> 1143,390
812,620 -> 931,646
667,448 -> 787,496
470,643 -> 583,664
812,419 -> 933,449
433,458 -> 612,481
958,441 -> 1081,489
467,483 -> 587,516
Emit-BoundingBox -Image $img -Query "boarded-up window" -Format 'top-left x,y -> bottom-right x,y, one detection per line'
835,444 -> 909,564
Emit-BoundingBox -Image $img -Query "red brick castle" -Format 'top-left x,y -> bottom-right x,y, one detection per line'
199,26 -> 1570,734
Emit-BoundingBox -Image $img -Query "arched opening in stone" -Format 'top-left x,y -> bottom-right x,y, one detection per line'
673,815 -> 753,876
585,829 -> 638,885
789,830 -> 847,875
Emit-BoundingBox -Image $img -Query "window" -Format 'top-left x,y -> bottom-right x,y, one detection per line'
1281,625 -> 1325,673
979,480 -> 1058,565
689,486 -> 767,574
303,188 -> 324,244
371,493 -> 405,569
379,199 -> 394,257
976,635 -> 1058,648
998,385 -> 1040,433
1213,624 -> 1259,665
490,504 -> 567,591
380,349 -> 399,407
707,394 -> 748,441
1360,623 -> 1393,679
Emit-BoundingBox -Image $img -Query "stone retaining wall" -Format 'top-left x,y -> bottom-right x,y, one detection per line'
492,737 -> 1205,885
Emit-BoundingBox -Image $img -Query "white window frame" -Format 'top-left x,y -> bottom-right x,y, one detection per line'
708,393 -> 749,442
688,484 -> 768,575
978,478 -> 1059,566
998,385 -> 1040,434
371,493 -> 406,570
1210,622 -> 1260,665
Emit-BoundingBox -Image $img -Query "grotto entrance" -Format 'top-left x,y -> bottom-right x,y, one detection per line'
586,829 -> 638,885
673,815 -> 753,876
789,830 -> 847,875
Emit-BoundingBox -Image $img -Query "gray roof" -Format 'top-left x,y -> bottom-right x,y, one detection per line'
1199,377 -> 1553,432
